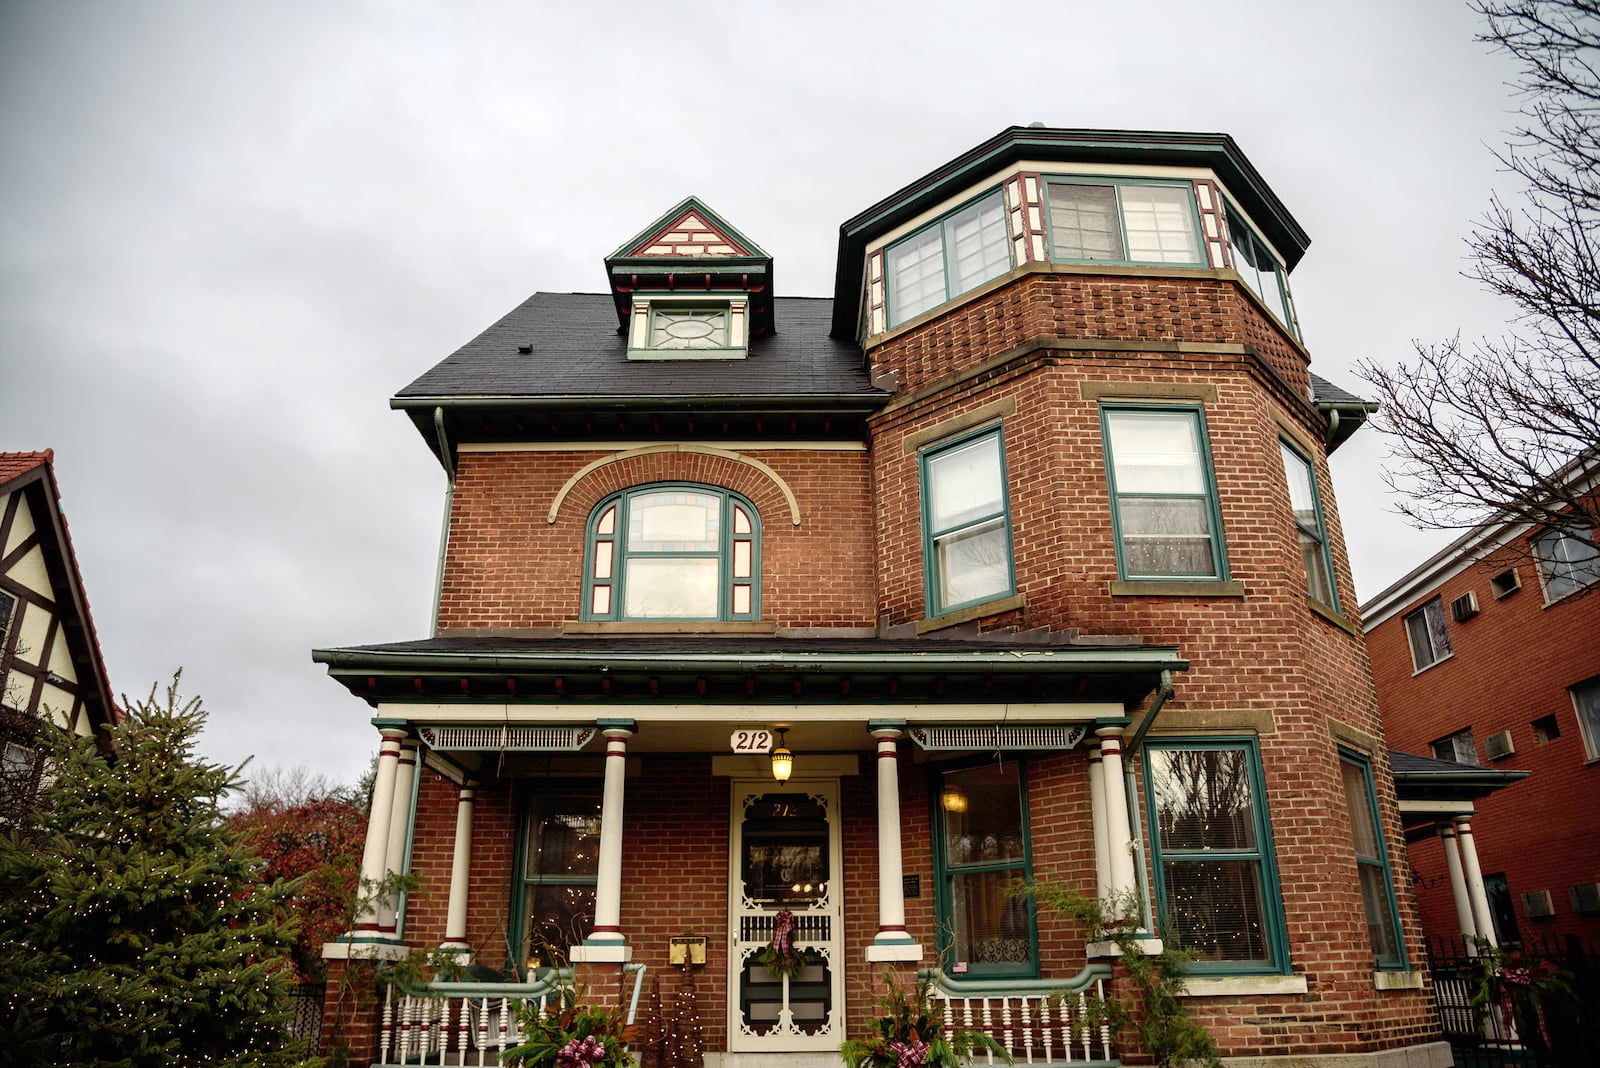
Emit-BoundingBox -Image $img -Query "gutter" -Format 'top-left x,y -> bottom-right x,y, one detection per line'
1123,669 -> 1174,752
430,407 -> 455,639
391,393 -> 889,412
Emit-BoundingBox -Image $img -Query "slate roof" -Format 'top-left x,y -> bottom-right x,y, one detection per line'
396,293 -> 885,403
1309,372 -> 1376,409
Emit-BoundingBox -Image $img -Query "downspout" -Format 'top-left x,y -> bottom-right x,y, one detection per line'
1326,407 -> 1340,445
431,407 -> 456,639
394,737 -> 425,942
1124,671 -> 1174,934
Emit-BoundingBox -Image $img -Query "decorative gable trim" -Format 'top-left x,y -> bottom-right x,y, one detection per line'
608,196 -> 770,261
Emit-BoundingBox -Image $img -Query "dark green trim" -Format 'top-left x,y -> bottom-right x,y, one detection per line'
1100,403 -> 1230,583
606,196 -> 773,261
1041,175 -> 1207,270
919,424 -> 1017,617
930,757 -> 1039,979
1142,736 -> 1291,976
1338,748 -> 1407,970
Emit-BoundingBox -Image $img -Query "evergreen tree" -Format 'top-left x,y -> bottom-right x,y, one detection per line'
0,676 -> 301,1067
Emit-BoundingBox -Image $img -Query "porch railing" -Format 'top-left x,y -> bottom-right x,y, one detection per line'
921,965 -> 1116,1065
378,964 -> 647,1066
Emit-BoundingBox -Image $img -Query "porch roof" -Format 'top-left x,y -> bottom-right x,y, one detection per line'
313,634 -> 1187,710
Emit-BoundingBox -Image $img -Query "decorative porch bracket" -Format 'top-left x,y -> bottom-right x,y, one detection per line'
416,724 -> 597,751
908,723 -> 1088,750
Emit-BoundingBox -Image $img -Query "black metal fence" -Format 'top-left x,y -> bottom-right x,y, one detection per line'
286,982 -> 326,1056
1426,935 -> 1600,1068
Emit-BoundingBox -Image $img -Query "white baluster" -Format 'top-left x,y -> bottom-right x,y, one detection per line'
942,994 -> 954,1035
1019,997 -> 1033,1064
1040,995 -> 1054,1063
982,998 -> 996,1063
476,994 -> 491,1065
963,996 -> 974,1033
397,994 -> 414,1062
380,984 -> 395,1064
1097,981 -> 1111,1060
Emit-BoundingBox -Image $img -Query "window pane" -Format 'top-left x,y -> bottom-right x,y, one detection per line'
946,193 -> 1010,295
733,506 -> 751,535
1118,498 -> 1214,576
1150,748 -> 1257,852
936,520 -> 1011,608
733,540 -> 752,578
523,884 -> 596,966
595,505 -> 615,536
887,226 -> 947,326
1340,761 -> 1380,861
1106,411 -> 1206,494
1048,184 -> 1124,261
1358,864 -> 1402,965
1279,442 -> 1318,526
943,763 -> 1025,865
591,584 -> 610,616
950,869 -> 1033,968
1120,185 -> 1199,264
528,795 -> 604,879
651,309 -> 728,349
628,492 -> 720,551
594,540 -> 613,580
1163,859 -> 1268,962
1300,531 -> 1334,604
732,583 -> 751,615
623,557 -> 719,618
927,434 -> 1004,532
1536,528 -> 1600,599
1574,679 -> 1600,759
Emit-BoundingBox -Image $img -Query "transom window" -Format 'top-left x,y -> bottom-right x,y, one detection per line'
1404,597 -> 1453,672
934,761 -> 1035,977
1046,179 -> 1203,266
1144,739 -> 1287,974
584,485 -> 759,621
886,190 -> 1011,327
1279,439 -> 1337,609
1533,526 -> 1600,602
1101,405 -> 1228,580
920,427 -> 1016,615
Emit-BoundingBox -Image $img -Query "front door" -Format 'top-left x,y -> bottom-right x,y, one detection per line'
727,779 -> 844,1052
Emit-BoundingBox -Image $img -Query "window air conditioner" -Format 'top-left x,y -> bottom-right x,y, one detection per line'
1570,883 -> 1600,914
1450,590 -> 1480,622
1521,889 -> 1555,918
1483,729 -> 1514,761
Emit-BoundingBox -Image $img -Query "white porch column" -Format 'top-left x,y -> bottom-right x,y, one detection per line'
1096,727 -> 1137,903
439,781 -> 476,957
1454,817 -> 1497,950
867,723 -> 922,962
379,739 -> 418,936
1439,821 -> 1479,946
570,721 -> 634,963
349,727 -> 407,940
1088,737 -> 1111,902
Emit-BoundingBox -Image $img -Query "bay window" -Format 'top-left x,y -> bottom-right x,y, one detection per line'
1046,179 -> 1204,266
886,190 -> 1011,327
1101,405 -> 1227,581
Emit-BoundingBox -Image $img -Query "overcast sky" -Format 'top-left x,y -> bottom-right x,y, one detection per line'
0,0 -> 1531,786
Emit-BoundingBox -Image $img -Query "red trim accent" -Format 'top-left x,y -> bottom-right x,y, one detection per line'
590,925 -> 622,934
876,925 -> 909,933
877,750 -> 899,760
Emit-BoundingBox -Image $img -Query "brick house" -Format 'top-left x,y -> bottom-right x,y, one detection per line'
1362,479 -> 1600,952
0,451 -> 120,810
315,126 -> 1447,1066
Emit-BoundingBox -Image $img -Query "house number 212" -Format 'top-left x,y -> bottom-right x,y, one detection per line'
730,729 -> 773,754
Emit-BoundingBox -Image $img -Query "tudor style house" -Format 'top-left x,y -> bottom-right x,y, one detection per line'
0,451 -> 119,814
316,127 -> 1447,1067
1363,474 -> 1600,952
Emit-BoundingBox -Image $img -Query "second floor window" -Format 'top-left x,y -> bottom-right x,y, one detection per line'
1533,526 -> 1600,601
1404,597 -> 1453,672
921,427 -> 1016,615
1045,178 -> 1204,266
1279,439 -> 1337,609
886,190 -> 1011,327
584,486 -> 759,621
1101,405 -> 1227,581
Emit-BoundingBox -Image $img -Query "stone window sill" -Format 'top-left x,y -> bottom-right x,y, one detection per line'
1307,596 -> 1360,635
1109,579 -> 1245,598
916,592 -> 1027,634
1179,974 -> 1308,997
1373,969 -> 1424,991
561,620 -> 778,635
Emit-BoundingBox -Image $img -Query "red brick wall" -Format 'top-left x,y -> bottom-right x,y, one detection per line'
1366,541 -> 1600,946
439,448 -> 876,630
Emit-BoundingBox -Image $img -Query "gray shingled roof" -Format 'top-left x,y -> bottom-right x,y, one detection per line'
396,293 -> 885,401
1309,372 -> 1375,408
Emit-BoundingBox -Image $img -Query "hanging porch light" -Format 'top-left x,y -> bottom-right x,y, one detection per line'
770,728 -> 793,782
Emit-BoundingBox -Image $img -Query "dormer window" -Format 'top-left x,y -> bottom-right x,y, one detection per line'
627,293 -> 749,359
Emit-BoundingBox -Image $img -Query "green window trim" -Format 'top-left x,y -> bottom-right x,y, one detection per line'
1043,176 -> 1207,269
1100,404 -> 1230,583
884,187 -> 1012,328
583,484 -> 761,622
1225,207 -> 1296,336
919,425 -> 1018,617
1278,437 -> 1339,612
1338,749 -> 1407,970
1143,737 -> 1291,976
511,783 -> 603,974
931,758 -> 1039,979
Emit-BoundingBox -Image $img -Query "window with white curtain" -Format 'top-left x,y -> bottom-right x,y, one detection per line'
886,191 -> 1011,327
1404,597 -> 1453,672
1279,439 -> 1337,608
921,427 -> 1015,615
1101,406 -> 1227,580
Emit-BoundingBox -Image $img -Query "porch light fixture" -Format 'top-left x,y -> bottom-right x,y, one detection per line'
770,728 -> 793,782
941,782 -> 969,813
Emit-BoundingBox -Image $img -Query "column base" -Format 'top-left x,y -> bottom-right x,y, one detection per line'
865,938 -> 923,963
322,937 -> 412,961
435,941 -> 472,961
569,940 -> 632,963
1087,935 -> 1163,958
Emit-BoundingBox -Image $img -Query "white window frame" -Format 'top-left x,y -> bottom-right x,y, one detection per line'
1044,177 -> 1206,268
1430,728 -> 1479,766
625,292 -> 749,360
1404,596 -> 1453,673
1572,677 -> 1600,761
1533,526 -> 1600,603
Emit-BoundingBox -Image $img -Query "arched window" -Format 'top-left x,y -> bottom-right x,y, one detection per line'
583,485 -> 760,621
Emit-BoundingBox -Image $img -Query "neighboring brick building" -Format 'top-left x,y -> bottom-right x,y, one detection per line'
315,126 -> 1447,1067
1363,489 -> 1600,952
